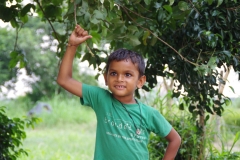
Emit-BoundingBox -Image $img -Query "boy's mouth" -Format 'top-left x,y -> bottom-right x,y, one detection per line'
114,85 -> 126,89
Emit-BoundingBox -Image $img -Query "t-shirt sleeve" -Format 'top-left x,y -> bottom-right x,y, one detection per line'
149,108 -> 172,137
80,83 -> 108,110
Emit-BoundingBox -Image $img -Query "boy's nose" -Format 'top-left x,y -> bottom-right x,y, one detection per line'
117,75 -> 124,81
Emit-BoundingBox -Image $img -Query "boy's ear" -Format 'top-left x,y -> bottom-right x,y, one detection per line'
104,73 -> 108,86
137,75 -> 146,89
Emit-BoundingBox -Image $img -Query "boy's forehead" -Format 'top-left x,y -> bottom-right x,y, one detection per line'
109,59 -> 138,70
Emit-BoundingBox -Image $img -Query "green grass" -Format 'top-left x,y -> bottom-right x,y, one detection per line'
19,124 -> 96,160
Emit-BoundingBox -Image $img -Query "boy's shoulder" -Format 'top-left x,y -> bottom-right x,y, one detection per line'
138,101 -> 160,113
82,83 -> 111,96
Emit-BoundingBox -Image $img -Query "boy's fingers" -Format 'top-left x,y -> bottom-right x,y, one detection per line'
82,35 -> 92,41
76,27 -> 84,35
82,31 -> 89,36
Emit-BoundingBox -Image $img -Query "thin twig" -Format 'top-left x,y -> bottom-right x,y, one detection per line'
120,5 -> 153,21
73,1 -> 94,57
35,0 -> 59,41
188,0 -> 201,16
196,49 -> 202,63
74,1 -> 77,25
226,5 -> 240,10
119,4 -> 198,66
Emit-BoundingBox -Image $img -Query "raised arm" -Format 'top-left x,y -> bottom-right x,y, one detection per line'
57,25 -> 92,97
163,128 -> 181,160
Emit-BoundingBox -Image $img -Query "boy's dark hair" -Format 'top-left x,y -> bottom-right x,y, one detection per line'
105,48 -> 145,77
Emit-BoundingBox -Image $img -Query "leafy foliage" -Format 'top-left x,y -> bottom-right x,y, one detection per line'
0,28 -> 18,87
0,17 -> 98,102
0,106 -> 38,160
1,0 -> 240,158
1,0 -> 239,116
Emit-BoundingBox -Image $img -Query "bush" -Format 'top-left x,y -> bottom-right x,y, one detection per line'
148,114 -> 202,160
0,106 -> 38,160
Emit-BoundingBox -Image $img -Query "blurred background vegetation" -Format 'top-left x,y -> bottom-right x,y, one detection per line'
1,0 -> 240,159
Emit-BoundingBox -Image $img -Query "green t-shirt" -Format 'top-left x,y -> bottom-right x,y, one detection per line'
80,84 -> 172,160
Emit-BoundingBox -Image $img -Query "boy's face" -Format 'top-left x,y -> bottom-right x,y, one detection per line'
104,59 -> 146,103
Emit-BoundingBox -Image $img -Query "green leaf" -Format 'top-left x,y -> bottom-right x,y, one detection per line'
150,35 -> 157,46
179,103 -> 184,110
44,5 -> 62,19
178,1 -> 188,11
144,0 -> 151,5
157,9 -> 166,22
91,10 -> 105,24
228,86 -> 235,94
127,25 -> 138,34
90,31 -> 101,44
75,0 -> 82,5
163,5 -> 172,13
221,51 -> 231,57
169,0 -> 174,5
19,59 -> 26,68
206,0 -> 213,5
204,115 -> 210,125
10,51 -> 19,58
233,131 -> 240,144
20,14 -> 28,23
20,3 -> 35,17
142,31 -> 150,45
127,35 -> 141,46
189,105 -> 196,113
10,18 -> 19,28
224,98 -> 231,106
217,0 -> 223,7
84,12 -> 91,23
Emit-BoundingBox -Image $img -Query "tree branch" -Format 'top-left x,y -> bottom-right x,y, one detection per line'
35,0 -> 59,41
73,0 -> 94,57
119,4 -> 198,66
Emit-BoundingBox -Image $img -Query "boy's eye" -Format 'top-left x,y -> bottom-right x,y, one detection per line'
110,72 -> 117,76
125,73 -> 132,77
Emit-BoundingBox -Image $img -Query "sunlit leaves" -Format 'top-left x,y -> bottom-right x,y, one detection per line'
91,9 -> 107,24
0,4 -> 19,22
206,0 -> 214,5
9,50 -> 27,69
169,0 -> 174,5
217,0 -> 223,7
20,3 -> 35,17
163,5 -> 172,13
127,35 -> 141,46
142,31 -> 150,45
178,1 -> 189,11
144,0 -> 152,5
127,25 -> 139,34
194,57 -> 217,76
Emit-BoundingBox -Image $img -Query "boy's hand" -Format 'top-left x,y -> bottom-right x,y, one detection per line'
68,25 -> 92,46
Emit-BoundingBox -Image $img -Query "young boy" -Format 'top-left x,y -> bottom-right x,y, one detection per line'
57,25 -> 181,160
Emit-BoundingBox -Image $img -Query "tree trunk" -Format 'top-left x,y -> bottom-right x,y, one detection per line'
199,65 -> 232,159
199,109 -> 205,160
215,65 -> 232,140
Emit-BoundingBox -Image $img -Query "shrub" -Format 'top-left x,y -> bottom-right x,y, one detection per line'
0,106 -> 38,160
148,114 -> 202,160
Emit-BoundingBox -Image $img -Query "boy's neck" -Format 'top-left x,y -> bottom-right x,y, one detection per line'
112,95 -> 136,104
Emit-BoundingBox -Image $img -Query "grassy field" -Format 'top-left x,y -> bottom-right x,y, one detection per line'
20,124 -> 96,160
